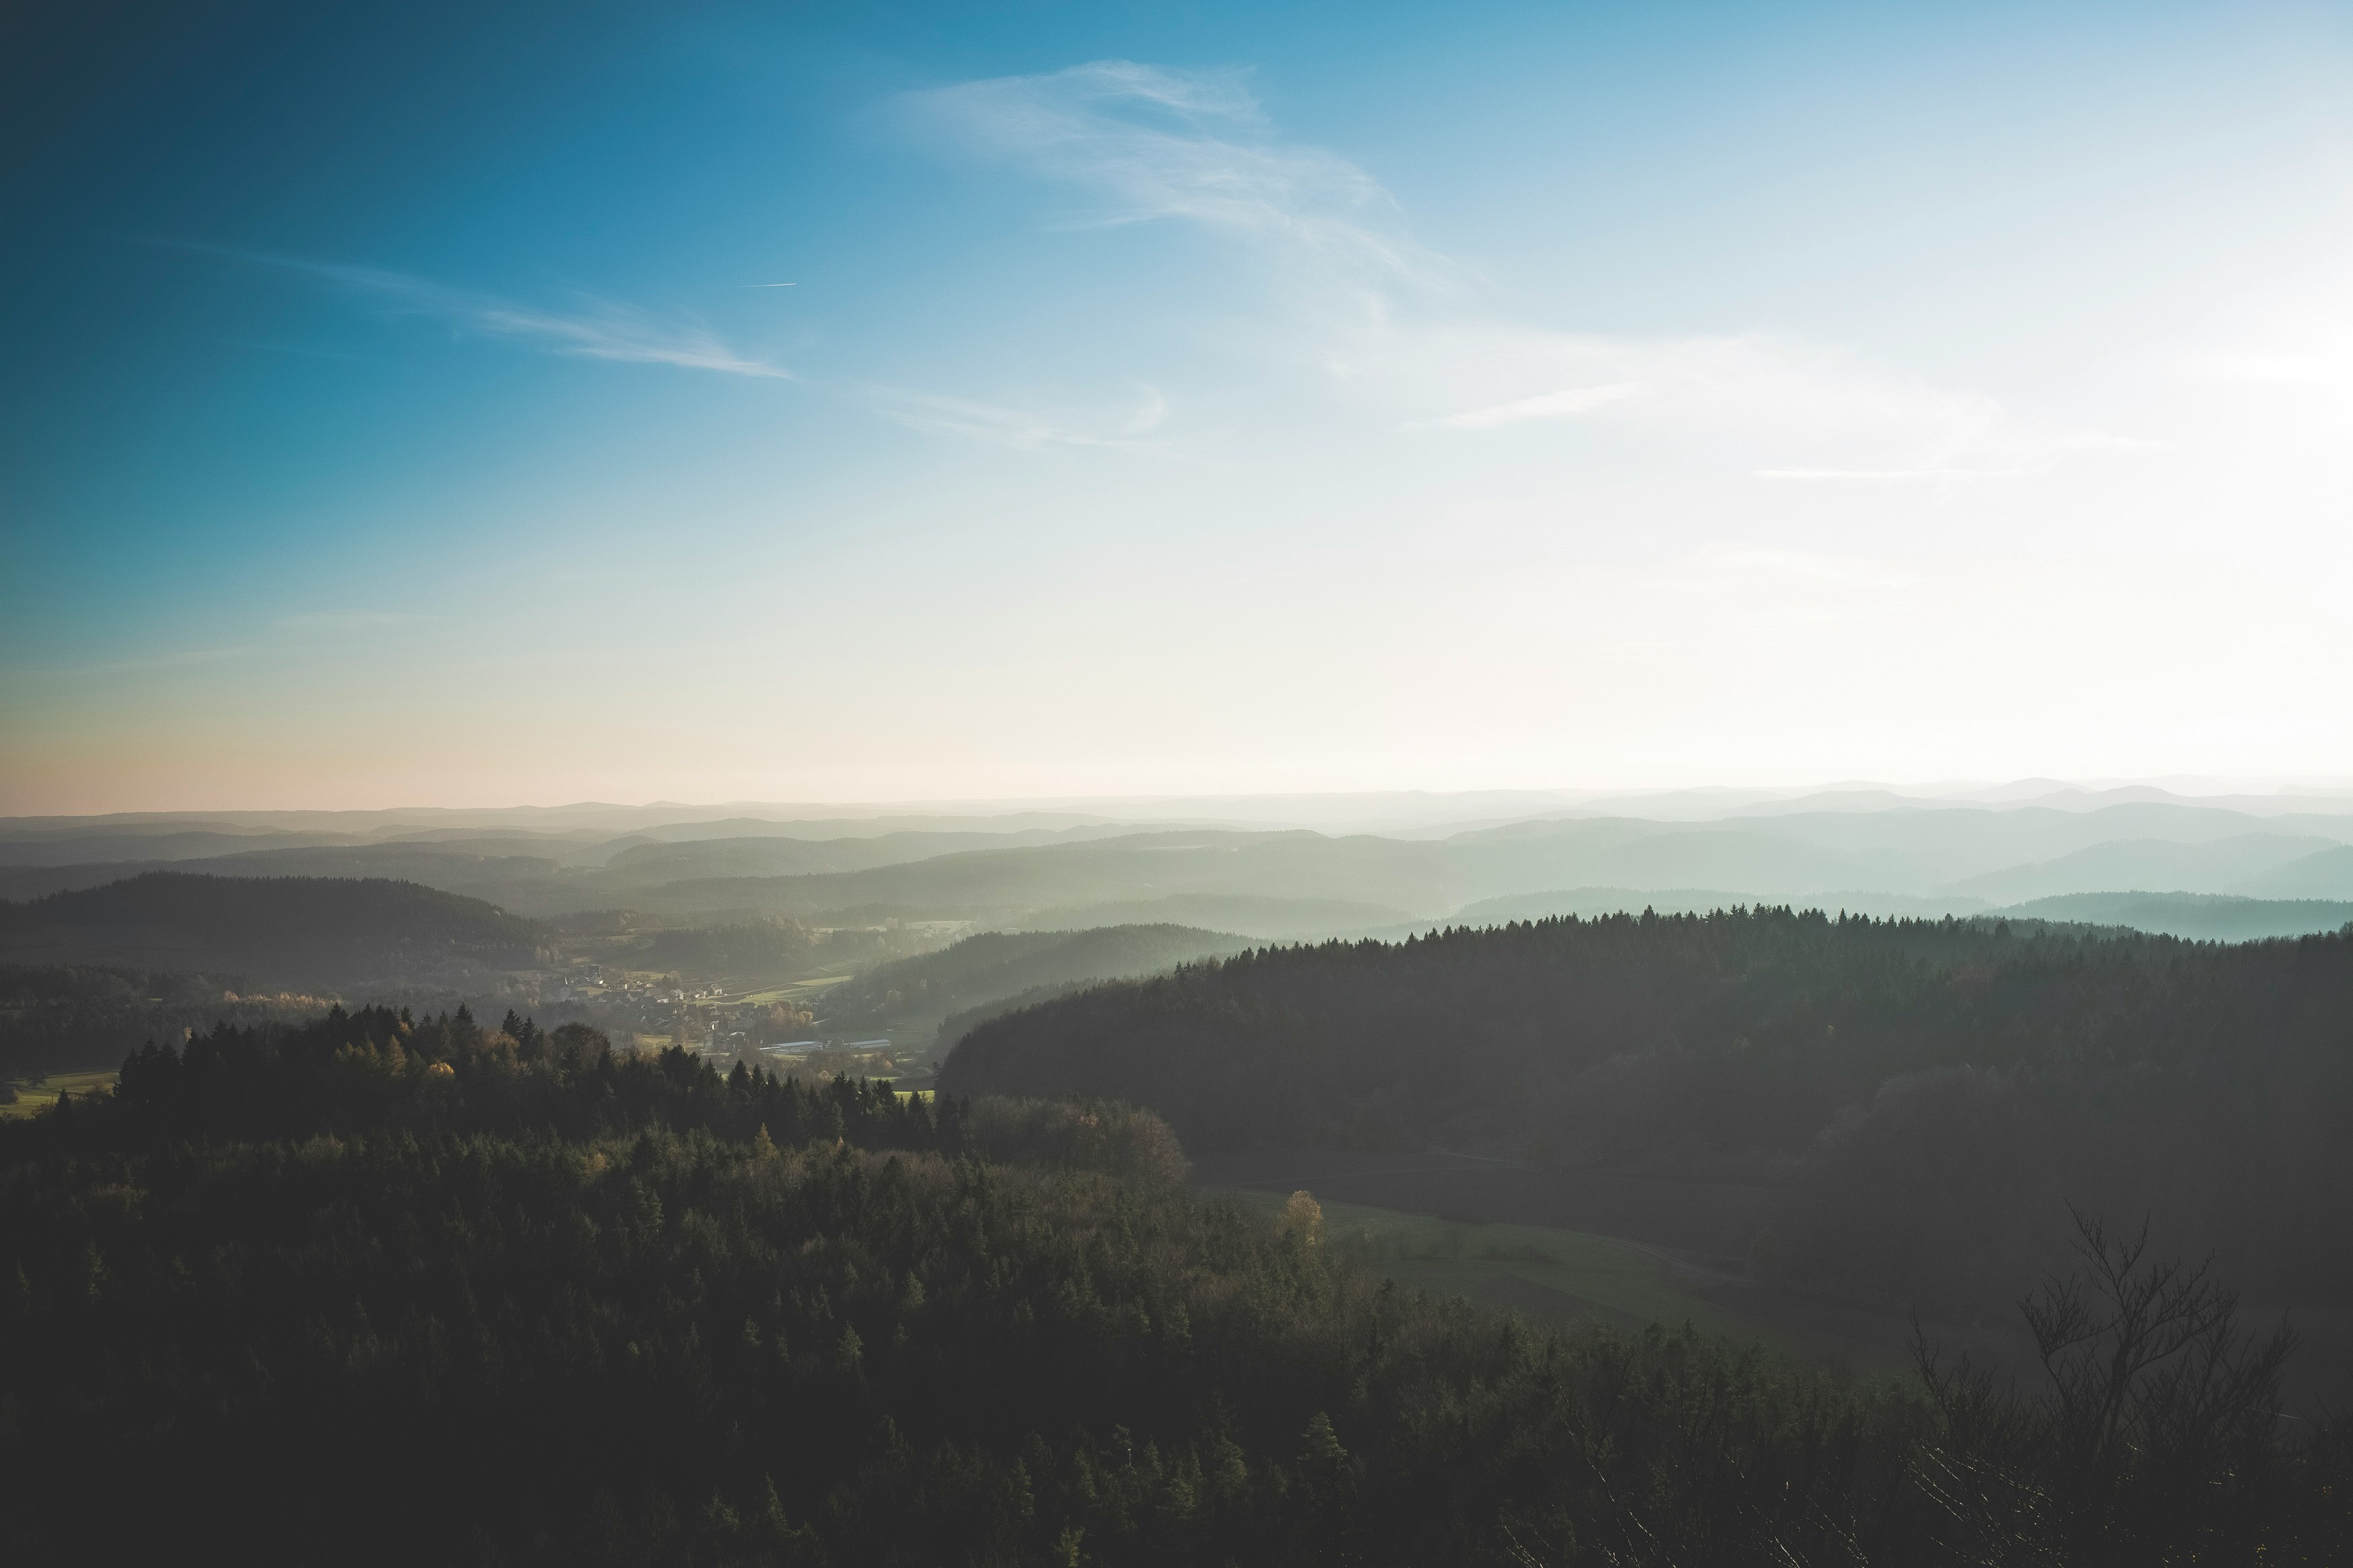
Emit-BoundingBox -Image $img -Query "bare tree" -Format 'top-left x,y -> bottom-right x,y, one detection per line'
2026,1210 -> 2295,1503
1913,1208 -> 2300,1563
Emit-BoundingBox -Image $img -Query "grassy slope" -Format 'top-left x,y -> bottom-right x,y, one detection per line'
1206,1188 -> 1909,1376
0,1069 -> 118,1119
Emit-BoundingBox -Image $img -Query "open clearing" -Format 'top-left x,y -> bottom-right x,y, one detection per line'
1,1070 -> 118,1120
1191,1148 -> 1773,1257
735,975 -> 853,1005
1191,1151 -> 2071,1386
1202,1186 -> 1908,1376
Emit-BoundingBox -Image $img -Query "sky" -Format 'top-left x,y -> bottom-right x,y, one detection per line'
5,0 -> 2352,813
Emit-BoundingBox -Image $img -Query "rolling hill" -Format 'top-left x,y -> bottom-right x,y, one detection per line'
1946,834 -> 2340,903
941,909 -> 2353,1324
595,825 -> 1133,886
2235,845 -> 2353,900
2,800 -> 2349,937
817,923 -> 1257,1050
0,872 -> 543,989
1992,891 -> 2353,940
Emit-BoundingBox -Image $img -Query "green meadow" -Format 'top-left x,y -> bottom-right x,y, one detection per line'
1202,1186 -> 1906,1374
1,1070 -> 118,1120
735,974 -> 853,1006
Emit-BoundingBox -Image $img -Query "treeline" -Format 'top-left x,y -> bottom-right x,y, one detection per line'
18,1003 -> 950,1157
6,1026 -> 2347,1563
0,962 -> 337,1081
941,908 -> 2353,1312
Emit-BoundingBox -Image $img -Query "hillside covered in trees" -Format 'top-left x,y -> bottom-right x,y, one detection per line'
5,1003 -> 2346,1564
0,872 -> 543,988
943,910 -> 2353,1318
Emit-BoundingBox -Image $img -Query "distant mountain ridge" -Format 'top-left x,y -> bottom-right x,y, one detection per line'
1989,891 -> 2353,942
604,809 -> 2353,927
1946,834 -> 2340,902
1452,886 -> 1991,925
1448,886 -> 2353,942
2237,845 -> 2353,900
1,797 -> 2349,935
597,827 -> 1136,884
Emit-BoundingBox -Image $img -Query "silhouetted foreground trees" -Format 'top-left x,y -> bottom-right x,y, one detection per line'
943,909 -> 2353,1313
3,1007 -> 2348,1563
1910,1212 -> 2323,1561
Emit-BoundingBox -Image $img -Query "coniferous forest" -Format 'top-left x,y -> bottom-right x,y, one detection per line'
945,909 -> 2353,1319
3,999 -> 2349,1564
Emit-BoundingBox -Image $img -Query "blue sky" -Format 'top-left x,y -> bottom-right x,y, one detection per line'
5,1 -> 2352,811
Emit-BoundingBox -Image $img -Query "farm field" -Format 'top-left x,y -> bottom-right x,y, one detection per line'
1203,1186 -> 1909,1376
1,1070 -> 118,1120
734,974 -> 852,1005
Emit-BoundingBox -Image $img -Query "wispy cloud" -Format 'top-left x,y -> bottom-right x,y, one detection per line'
865,384 -> 1170,452
899,61 -> 1449,288
1375,327 -> 2133,478
902,61 -> 2135,479
198,249 -> 787,378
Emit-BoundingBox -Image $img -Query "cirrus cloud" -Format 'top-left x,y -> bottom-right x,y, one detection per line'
187,246 -> 789,378
901,60 -> 2133,480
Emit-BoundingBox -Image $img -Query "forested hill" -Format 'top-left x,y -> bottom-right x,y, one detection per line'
9,1003 -> 2346,1562
0,872 -> 542,987
943,909 -> 2353,1312
943,909 -> 2352,1151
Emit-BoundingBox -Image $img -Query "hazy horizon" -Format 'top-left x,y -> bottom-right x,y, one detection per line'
0,772 -> 2341,823
13,774 -> 2353,826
